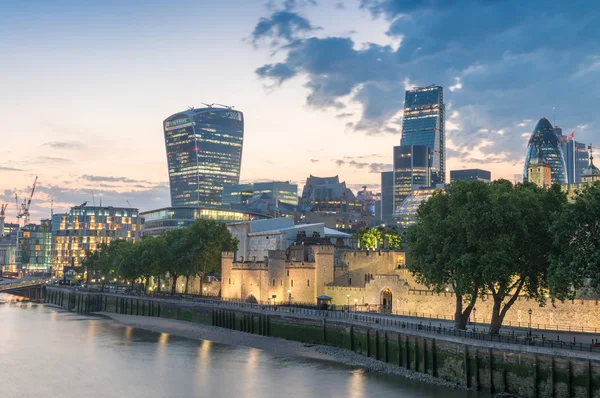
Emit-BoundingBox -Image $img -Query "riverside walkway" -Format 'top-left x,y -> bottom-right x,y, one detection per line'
49,286 -> 600,354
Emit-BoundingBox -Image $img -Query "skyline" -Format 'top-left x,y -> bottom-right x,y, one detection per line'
1,0 -> 598,223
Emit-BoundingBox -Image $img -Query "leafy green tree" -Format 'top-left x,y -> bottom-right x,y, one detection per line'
478,181 -> 565,334
357,226 -> 402,250
549,182 -> 600,299
138,236 -> 168,293
188,219 -> 238,293
407,180 -> 490,329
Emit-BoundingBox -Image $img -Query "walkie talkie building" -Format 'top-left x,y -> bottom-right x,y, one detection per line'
164,106 -> 244,207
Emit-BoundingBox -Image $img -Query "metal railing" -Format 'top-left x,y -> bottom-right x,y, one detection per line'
0,277 -> 48,292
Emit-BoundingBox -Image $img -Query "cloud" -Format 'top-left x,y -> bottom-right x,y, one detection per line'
43,141 -> 84,150
35,156 -> 71,164
80,174 -> 157,185
310,159 -> 319,163
335,112 -> 353,118
0,166 -> 24,172
251,10 -> 318,46
252,2 -> 600,167
333,159 -> 392,173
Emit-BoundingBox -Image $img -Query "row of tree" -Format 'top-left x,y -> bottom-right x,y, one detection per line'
407,180 -> 600,334
81,219 -> 238,295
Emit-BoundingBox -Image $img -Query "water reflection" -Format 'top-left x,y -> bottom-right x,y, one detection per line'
0,305 -> 481,398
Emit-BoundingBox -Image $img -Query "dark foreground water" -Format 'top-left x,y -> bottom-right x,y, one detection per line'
0,302 -> 484,398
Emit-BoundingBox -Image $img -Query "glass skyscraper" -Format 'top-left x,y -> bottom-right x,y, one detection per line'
393,145 -> 431,210
523,118 -> 567,185
164,106 -> 244,207
379,171 -> 394,222
400,85 -> 445,185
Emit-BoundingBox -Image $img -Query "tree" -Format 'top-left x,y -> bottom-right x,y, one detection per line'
357,226 -> 402,250
407,180 -> 490,329
188,219 -> 238,293
138,236 -> 168,293
477,181 -> 565,334
549,182 -> 600,300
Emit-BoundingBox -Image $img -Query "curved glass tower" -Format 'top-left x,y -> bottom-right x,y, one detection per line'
164,106 -> 244,207
523,118 -> 567,185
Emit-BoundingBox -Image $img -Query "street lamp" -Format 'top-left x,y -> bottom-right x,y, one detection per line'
528,308 -> 533,338
473,307 -> 476,324
203,287 -> 207,296
347,293 -> 350,311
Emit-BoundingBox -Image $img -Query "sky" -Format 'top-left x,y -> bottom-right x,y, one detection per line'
1,0 -> 598,223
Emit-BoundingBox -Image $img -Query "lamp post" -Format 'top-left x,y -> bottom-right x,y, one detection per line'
473,307 -> 476,324
203,287 -> 207,296
347,293 -> 350,311
528,308 -> 533,338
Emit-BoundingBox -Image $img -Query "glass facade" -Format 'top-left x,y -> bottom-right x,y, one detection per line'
400,85 -> 445,184
52,206 -> 141,274
557,130 -> 589,185
380,171 -> 394,222
19,220 -> 52,272
393,145 -> 430,210
523,118 -> 567,185
164,107 -> 244,207
141,206 -> 267,237
395,188 -> 437,228
223,181 -> 298,206
450,169 -> 491,182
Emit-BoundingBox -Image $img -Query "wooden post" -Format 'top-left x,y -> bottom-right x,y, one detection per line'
397,334 -> 402,367
432,339 -> 437,378
384,332 -> 389,363
489,349 -> 494,394
367,329 -> 371,357
350,326 -> 355,351
375,330 -> 380,360
463,346 -> 470,388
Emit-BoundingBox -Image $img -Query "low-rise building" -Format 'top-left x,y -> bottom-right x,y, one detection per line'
141,206 -> 268,236
222,181 -> 298,206
450,169 -> 491,182
52,205 -> 141,275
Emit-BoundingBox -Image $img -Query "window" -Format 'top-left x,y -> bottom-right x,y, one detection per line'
307,280 -> 310,287
228,278 -> 231,285
280,279 -> 283,286
272,279 -> 275,286
287,270 -> 289,276
291,280 -> 294,287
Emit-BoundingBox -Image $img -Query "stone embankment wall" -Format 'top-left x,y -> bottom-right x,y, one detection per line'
45,286 -> 600,398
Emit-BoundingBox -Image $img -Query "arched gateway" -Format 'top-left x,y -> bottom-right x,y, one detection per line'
245,294 -> 258,304
380,288 -> 392,314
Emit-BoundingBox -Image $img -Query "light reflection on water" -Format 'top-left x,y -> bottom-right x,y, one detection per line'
0,303 -> 484,398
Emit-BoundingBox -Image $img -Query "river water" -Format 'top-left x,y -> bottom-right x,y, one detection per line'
0,301 -> 483,398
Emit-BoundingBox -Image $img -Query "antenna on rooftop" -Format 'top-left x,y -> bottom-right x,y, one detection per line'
553,107 -> 556,126
200,103 -> 214,108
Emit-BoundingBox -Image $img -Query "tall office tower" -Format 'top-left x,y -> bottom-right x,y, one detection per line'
556,127 -> 589,185
164,106 -> 244,207
524,117 -> 567,185
380,171 -> 394,222
393,145 -> 431,210
400,85 -> 445,185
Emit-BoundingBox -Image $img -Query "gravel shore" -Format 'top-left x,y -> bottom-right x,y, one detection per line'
98,312 -> 472,392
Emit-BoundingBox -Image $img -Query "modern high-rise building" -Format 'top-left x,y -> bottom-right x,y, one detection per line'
555,127 -> 590,185
393,145 -> 431,210
400,85 -> 445,184
52,205 -> 141,275
223,181 -> 298,206
18,220 -> 52,273
450,169 -> 491,183
380,171 -> 394,222
164,106 -> 244,207
523,118 -> 567,185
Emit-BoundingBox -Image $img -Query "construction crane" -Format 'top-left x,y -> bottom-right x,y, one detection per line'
0,204 -> 7,237
21,176 -> 38,226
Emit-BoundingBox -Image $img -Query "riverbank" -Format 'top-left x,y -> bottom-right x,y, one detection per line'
98,311 -> 473,392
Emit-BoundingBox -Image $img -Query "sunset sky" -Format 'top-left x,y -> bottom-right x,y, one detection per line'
1,0 -> 598,222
